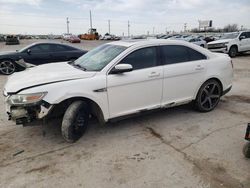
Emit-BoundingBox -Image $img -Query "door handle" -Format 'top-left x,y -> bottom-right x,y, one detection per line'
148,72 -> 160,78
195,65 -> 204,71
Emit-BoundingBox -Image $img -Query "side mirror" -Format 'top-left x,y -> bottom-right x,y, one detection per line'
27,49 -> 31,54
111,64 -> 133,74
239,36 -> 246,40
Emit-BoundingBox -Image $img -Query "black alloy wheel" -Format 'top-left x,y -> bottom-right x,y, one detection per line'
0,60 -> 16,75
195,80 -> 222,112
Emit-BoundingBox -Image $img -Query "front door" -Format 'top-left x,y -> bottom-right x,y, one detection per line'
22,44 -> 53,65
238,32 -> 250,52
107,46 -> 163,118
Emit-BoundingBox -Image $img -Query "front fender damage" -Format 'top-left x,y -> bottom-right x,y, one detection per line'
7,101 -> 53,125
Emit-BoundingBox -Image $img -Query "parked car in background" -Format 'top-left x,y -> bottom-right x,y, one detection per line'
101,33 -> 112,40
68,35 -> 81,43
184,37 -> 207,48
207,31 -> 250,57
3,40 -> 233,142
5,35 -> 20,45
62,33 -> 73,41
0,42 -> 87,75
204,36 -> 215,43
0,35 -> 5,42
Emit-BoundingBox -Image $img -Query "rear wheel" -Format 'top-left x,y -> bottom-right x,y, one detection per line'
61,101 -> 89,143
243,142 -> 250,158
195,80 -> 222,112
0,60 -> 16,75
229,46 -> 237,57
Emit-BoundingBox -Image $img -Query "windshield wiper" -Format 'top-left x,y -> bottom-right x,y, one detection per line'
68,61 -> 87,71
73,64 -> 87,71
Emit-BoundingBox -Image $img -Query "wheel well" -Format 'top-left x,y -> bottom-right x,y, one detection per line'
195,78 -> 223,100
0,58 -> 14,63
230,45 -> 238,51
206,78 -> 223,92
50,97 -> 105,125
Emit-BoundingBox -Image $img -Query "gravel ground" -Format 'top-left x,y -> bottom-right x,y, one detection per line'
0,40 -> 249,188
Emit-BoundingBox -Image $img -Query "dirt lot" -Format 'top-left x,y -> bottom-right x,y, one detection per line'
0,40 -> 249,188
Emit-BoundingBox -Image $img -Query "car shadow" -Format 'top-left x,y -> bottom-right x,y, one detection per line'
35,103 -> 195,143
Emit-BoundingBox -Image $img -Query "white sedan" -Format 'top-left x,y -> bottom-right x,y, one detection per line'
186,37 -> 207,48
4,39 -> 233,142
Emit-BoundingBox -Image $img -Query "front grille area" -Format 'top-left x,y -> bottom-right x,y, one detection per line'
208,43 -> 225,49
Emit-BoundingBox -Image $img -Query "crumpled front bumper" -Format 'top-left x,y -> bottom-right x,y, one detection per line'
6,101 -> 53,125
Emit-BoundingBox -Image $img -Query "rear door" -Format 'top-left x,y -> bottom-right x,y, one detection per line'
107,46 -> 163,118
160,45 -> 207,106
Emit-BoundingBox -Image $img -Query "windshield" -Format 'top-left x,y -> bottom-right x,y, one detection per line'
74,44 -> 127,71
220,32 -> 239,39
19,44 -> 35,52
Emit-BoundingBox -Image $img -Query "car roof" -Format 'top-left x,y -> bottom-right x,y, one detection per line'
108,39 -> 195,48
31,42 -> 68,45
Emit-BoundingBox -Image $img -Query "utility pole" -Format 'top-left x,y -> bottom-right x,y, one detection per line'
153,27 -> 155,35
66,17 -> 69,34
128,21 -> 130,37
241,25 -> 243,31
184,23 -> 187,33
108,20 -> 110,34
89,10 -> 93,30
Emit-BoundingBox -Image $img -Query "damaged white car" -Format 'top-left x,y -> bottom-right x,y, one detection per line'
3,40 -> 233,142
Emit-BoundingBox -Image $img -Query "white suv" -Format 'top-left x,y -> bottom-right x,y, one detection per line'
207,31 -> 250,57
3,40 -> 233,142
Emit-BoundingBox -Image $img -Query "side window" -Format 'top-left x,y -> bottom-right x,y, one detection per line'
188,48 -> 207,61
29,45 -> 41,53
161,45 -> 189,64
53,44 -> 69,52
39,44 -> 51,52
31,44 -> 51,53
240,32 -> 247,38
246,32 -> 250,38
161,45 -> 206,65
120,47 -> 157,70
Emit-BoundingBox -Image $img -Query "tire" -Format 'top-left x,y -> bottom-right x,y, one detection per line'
228,46 -> 237,58
61,101 -> 89,143
243,142 -> 250,158
0,59 -> 16,75
194,80 -> 222,112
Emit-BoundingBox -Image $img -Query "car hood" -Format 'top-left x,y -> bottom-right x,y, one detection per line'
0,51 -> 18,56
208,39 -> 232,44
4,62 -> 96,93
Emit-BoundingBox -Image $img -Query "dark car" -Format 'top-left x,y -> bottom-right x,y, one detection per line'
0,42 -> 87,75
5,35 -> 20,45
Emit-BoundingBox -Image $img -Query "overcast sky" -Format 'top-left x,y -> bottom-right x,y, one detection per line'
0,0 -> 250,35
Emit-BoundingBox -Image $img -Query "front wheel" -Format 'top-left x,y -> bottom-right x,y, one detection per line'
61,101 -> 89,143
0,60 -> 16,75
243,142 -> 250,158
194,80 -> 222,112
228,46 -> 237,57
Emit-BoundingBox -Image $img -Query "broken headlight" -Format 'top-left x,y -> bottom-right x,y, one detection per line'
7,92 -> 47,105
